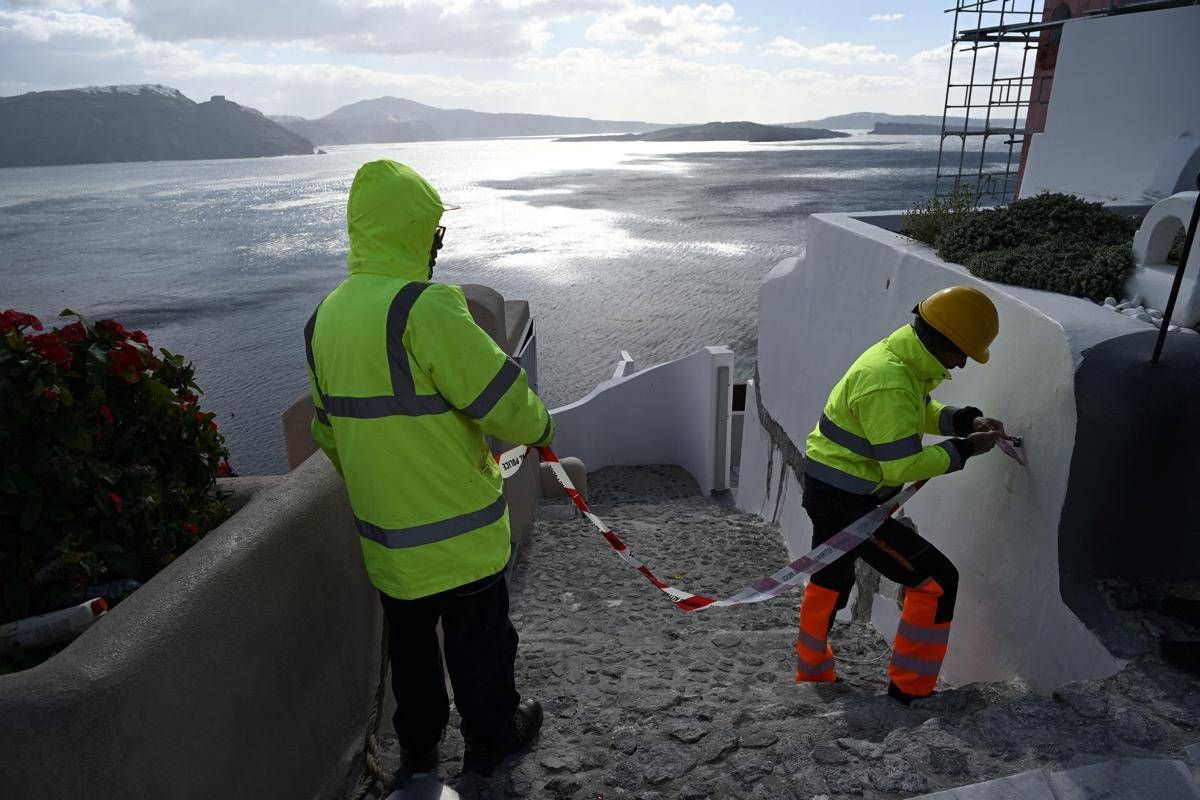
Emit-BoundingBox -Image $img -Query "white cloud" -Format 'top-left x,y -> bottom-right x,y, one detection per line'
765,37 -> 897,65
116,0 -> 617,58
868,13 -> 903,22
777,66 -> 911,94
0,5 -> 948,120
7,0 -> 131,11
0,8 -> 132,42
910,44 -> 951,66
584,2 -> 750,56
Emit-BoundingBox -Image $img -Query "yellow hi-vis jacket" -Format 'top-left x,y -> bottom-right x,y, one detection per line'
305,160 -> 554,600
804,324 -> 968,498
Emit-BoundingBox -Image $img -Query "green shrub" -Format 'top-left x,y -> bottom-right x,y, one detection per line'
0,310 -> 231,637
1167,227 -> 1187,266
900,184 -> 978,246
903,191 -> 1140,302
935,206 -> 1002,266
964,242 -> 1133,302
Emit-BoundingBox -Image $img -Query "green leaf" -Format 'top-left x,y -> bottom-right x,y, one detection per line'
4,576 -> 31,621
33,522 -> 63,546
103,552 -> 145,580
11,470 -> 42,498
143,378 -> 174,405
42,505 -> 74,523
88,541 -> 124,554
85,344 -> 109,382
19,498 -> 42,532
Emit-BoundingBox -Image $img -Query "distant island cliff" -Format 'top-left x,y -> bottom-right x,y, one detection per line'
271,96 -> 660,145
0,85 -> 316,168
557,122 -> 850,143
870,122 -> 945,135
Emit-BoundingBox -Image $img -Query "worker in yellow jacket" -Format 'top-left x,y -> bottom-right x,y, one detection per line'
796,287 -> 1004,704
305,160 -> 554,776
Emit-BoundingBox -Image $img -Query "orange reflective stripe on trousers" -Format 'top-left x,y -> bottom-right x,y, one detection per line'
795,582 -> 838,683
888,578 -> 950,697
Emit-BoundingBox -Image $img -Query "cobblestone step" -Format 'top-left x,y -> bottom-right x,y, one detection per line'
913,756 -> 1200,799
367,466 -> 1200,800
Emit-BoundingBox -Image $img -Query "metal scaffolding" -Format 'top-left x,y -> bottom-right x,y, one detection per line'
934,0 -> 1200,204
934,0 -> 1048,205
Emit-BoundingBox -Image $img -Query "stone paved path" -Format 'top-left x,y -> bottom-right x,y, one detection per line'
373,466 -> 1200,800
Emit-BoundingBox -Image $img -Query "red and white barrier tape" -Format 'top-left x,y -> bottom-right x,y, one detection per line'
497,435 -> 1023,612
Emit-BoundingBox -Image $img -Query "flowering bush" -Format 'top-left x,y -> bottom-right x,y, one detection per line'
0,310 -> 232,630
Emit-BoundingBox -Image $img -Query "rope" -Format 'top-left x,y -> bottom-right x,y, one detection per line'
349,615 -> 393,800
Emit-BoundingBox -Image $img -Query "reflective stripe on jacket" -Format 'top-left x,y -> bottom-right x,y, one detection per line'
306,160 -> 554,600
804,324 -> 965,498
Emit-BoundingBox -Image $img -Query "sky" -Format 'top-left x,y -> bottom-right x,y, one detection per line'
0,1 -> 964,123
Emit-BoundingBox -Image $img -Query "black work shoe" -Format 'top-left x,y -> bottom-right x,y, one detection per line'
399,746 -> 439,777
887,681 -> 933,706
463,699 -> 544,772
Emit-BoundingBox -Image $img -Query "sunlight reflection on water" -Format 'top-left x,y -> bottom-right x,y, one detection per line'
0,133 -> 966,473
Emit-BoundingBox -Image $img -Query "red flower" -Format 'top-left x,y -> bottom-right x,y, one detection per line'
26,332 -> 73,369
217,460 -> 231,477
42,386 -> 60,400
107,341 -> 143,381
183,521 -> 200,537
180,391 -> 198,405
59,321 -> 87,343
99,404 -> 114,424
130,330 -> 150,346
0,309 -> 43,334
97,320 -> 130,339
107,492 -> 123,513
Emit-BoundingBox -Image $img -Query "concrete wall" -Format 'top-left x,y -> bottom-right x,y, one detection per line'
736,212 -> 1148,691
1020,6 -> 1200,204
551,347 -> 734,495
1127,191 -> 1200,327
0,453 -> 379,800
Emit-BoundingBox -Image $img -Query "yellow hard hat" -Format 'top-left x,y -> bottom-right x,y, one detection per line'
915,286 -> 999,364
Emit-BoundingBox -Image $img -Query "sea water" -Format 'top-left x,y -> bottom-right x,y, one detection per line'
0,133 -> 966,473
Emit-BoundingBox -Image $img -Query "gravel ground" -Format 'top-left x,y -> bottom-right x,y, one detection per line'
372,466 -> 1200,800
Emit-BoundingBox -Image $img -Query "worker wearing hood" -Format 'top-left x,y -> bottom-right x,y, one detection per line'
305,160 -> 551,778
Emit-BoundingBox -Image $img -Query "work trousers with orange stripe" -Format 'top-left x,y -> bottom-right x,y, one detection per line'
795,473 -> 958,701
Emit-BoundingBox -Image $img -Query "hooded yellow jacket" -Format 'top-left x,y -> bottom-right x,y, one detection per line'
305,160 -> 553,599
805,325 -> 971,499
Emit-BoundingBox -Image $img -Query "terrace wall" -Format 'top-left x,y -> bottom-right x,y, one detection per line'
734,211 -> 1200,690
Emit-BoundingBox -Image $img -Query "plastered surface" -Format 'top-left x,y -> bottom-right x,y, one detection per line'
737,213 -> 1127,691
551,346 -> 734,495
1020,7 -> 1200,204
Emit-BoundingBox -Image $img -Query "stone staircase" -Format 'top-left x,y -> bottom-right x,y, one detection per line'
371,465 -> 1200,799
914,754 -> 1200,799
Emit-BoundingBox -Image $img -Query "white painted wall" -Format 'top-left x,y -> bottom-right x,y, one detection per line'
737,212 -> 1135,691
551,346 -> 734,495
1020,6 -> 1200,204
1128,191 -> 1200,326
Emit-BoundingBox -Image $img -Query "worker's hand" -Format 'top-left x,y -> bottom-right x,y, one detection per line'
973,416 -> 1006,436
967,430 -> 1002,455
